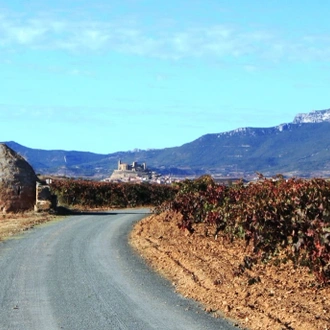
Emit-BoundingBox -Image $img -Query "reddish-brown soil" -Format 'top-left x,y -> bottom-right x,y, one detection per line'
130,211 -> 330,330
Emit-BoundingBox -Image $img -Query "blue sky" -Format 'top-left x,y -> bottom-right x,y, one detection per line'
1,0 -> 329,154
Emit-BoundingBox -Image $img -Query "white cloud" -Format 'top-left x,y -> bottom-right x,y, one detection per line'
1,12 -> 330,63
0,104 -> 141,126
243,65 -> 258,73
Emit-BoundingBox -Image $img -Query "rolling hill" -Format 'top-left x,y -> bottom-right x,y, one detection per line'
3,109 -> 330,179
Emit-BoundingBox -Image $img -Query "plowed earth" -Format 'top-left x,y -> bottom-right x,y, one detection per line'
130,211 -> 330,330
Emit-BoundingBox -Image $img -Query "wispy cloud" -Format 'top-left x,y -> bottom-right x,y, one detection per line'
0,104 -> 153,125
1,12 -> 330,62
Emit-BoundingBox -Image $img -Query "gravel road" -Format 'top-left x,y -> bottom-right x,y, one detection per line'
0,210 -> 237,330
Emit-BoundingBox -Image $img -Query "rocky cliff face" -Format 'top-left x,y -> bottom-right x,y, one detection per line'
0,144 -> 37,212
223,109 -> 330,137
293,109 -> 330,124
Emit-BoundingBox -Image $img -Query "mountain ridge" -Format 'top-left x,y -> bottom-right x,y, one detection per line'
3,108 -> 330,179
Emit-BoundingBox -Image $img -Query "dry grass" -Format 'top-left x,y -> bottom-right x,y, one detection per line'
0,211 -> 57,241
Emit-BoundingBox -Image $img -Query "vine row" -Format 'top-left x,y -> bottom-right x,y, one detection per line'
158,175 -> 330,284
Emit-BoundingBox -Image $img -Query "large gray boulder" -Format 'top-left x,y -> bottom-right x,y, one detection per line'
0,144 -> 37,212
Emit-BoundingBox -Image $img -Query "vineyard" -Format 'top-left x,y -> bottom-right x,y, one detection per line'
49,175 -> 330,284
157,175 -> 330,284
48,175 -> 330,328
49,178 -> 177,209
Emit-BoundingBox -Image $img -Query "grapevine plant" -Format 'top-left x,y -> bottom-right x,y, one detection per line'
160,175 -> 330,284
50,178 -> 177,209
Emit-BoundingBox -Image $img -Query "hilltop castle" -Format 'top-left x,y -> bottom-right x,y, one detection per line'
117,160 -> 147,172
109,160 -> 152,182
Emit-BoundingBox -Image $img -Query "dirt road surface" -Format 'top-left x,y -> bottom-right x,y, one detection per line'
0,210 -> 236,330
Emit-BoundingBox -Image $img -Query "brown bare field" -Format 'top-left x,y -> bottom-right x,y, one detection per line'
130,211 -> 330,330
